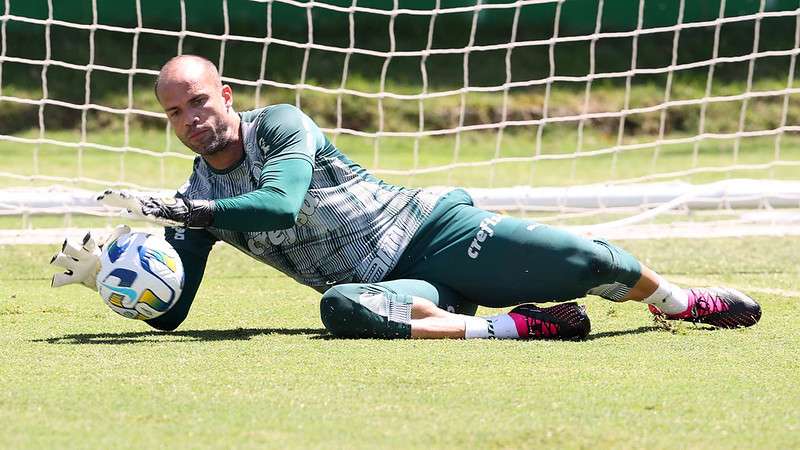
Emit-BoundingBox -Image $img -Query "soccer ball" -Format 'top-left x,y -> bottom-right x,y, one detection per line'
96,232 -> 184,320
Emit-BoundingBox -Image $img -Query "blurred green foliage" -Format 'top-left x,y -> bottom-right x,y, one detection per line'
1,0 -> 798,136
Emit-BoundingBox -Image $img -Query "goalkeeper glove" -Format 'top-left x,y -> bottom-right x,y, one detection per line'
50,225 -> 131,291
97,189 -> 215,229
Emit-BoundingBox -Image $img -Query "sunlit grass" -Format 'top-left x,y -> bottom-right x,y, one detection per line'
1,238 -> 798,449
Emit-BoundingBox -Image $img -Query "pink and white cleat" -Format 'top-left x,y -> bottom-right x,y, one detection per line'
648,287 -> 761,328
509,302 -> 591,340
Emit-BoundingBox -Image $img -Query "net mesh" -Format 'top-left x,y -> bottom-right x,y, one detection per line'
1,0 -> 799,239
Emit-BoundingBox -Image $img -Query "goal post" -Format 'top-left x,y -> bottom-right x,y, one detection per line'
1,0 -> 799,240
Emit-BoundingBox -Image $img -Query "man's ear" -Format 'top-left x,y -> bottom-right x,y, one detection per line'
222,84 -> 233,109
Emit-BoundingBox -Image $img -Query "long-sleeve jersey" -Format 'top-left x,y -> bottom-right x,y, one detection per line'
146,104 -> 444,330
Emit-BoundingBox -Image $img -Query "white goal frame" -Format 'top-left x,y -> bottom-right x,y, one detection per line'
1,0 -> 799,241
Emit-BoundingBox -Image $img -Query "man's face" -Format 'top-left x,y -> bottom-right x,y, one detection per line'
157,69 -> 232,156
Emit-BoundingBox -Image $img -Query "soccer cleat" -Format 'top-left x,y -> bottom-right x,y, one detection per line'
648,287 -> 761,328
508,302 -> 591,340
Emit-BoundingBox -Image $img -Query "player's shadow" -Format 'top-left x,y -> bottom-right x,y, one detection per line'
307,325 -> 670,341
35,325 -> 702,345
584,325 -> 691,340
35,327 -> 328,345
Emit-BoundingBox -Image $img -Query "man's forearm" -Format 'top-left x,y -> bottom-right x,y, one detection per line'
212,158 -> 312,232
213,186 -> 301,231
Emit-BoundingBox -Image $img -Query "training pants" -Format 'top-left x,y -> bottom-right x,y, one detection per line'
320,189 -> 642,338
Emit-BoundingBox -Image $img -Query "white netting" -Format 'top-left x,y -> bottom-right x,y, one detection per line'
1,0 -> 799,240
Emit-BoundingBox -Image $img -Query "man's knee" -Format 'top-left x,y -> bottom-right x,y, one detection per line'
319,286 -> 359,338
583,239 -> 642,300
319,284 -> 413,339
539,231 -> 642,300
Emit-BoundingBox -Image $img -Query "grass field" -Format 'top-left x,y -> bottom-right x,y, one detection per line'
3,126 -> 800,193
2,7 -> 799,448
1,237 -> 798,449
1,61 -> 799,449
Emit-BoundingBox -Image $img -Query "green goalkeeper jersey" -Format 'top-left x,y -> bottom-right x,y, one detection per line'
169,104 -> 443,291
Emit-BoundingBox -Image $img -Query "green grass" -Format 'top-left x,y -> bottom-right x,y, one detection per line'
3,125 -> 799,192
2,12 -> 799,448
1,238 -> 799,449
2,62 -> 799,448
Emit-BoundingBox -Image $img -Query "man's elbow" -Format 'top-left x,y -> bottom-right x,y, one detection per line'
147,321 -> 181,332
264,203 -> 299,229
145,312 -> 188,332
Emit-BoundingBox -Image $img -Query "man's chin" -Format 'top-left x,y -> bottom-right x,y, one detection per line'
189,140 -> 226,156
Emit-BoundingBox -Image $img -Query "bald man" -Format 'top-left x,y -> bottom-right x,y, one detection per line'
83,55 -> 760,338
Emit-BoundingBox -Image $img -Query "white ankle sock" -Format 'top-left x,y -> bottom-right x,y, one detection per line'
463,315 -> 520,339
642,276 -> 689,314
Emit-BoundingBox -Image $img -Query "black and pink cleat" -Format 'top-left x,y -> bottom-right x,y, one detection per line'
648,287 -> 761,328
509,302 -> 591,340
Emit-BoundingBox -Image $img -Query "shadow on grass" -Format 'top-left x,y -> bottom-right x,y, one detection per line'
36,324 -> 706,345
35,327 -> 328,345
308,325 -> 670,341
584,326 -> 664,341
585,324 -> 716,340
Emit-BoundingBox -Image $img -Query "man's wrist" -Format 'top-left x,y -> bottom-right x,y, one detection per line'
186,198 -> 215,228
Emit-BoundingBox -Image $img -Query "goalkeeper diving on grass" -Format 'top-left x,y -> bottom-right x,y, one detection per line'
51,55 -> 762,339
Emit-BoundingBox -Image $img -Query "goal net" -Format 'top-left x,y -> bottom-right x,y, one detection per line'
1,0 -> 799,241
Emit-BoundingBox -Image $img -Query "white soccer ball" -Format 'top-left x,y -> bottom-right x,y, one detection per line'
96,232 -> 184,320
